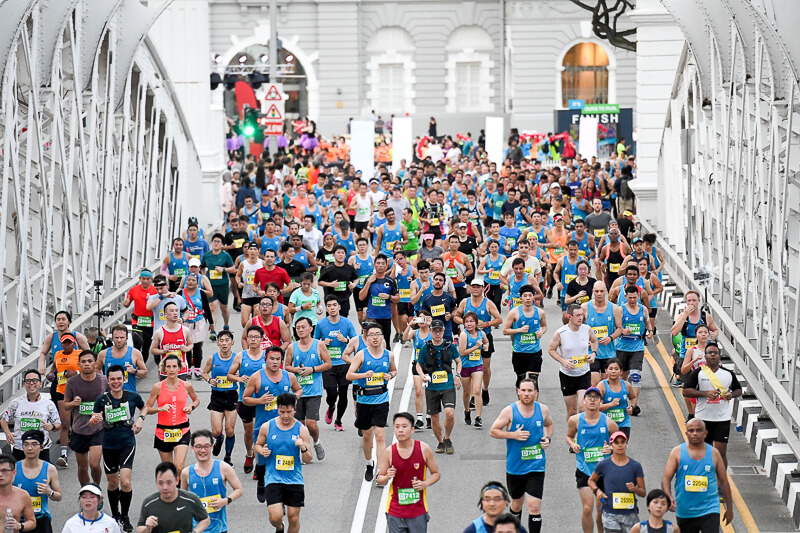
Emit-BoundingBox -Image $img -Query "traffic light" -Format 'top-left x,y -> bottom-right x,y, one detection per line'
243,107 -> 258,137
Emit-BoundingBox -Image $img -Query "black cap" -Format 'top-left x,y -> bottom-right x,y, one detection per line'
431,320 -> 445,330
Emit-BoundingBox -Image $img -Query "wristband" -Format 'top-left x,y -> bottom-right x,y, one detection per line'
226,496 -> 232,505
138,415 -> 145,421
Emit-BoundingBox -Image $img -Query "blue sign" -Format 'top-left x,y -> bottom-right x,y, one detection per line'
568,99 -> 585,110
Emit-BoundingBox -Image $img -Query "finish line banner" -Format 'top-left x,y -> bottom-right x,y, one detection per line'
554,107 -> 633,159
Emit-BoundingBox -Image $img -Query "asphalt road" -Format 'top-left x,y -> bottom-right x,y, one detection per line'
17,297 -> 797,532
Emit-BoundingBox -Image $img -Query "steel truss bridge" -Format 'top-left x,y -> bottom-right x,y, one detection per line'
0,0 -> 198,378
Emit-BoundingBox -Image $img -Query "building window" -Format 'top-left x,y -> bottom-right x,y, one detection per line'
366,27 -> 416,115
561,42 -> 609,106
378,63 -> 405,113
455,62 -> 481,110
445,26 -> 495,113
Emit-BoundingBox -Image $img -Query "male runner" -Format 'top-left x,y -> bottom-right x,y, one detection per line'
0,454 -> 36,533
201,331 -> 239,464
317,246 -> 359,319
284,318 -> 331,462
548,305 -> 598,421
64,350 -> 107,485
2,370 -> 60,462
347,323 -> 397,482
181,430 -> 243,533
91,365 -> 145,531
13,430 -> 61,533
97,325 -> 147,393
490,376 -> 554,533
242,297 -> 291,352
201,234 -> 236,331
416,320 -> 461,455
503,286 -> 548,385
420,273 -> 458,341
661,419 -> 733,531
314,297 -> 358,431
359,254 -> 400,347
150,302 -> 193,380
583,282 -> 623,387
377,412 -> 441,533
137,462 -> 209,533
350,238 -> 375,324
124,270 -> 157,361
566,387 -> 618,533
616,285 -> 653,415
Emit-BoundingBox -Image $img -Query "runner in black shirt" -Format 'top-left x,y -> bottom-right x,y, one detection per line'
318,245 -> 358,317
277,242 -> 308,282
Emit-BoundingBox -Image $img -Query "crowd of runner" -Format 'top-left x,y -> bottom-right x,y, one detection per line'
0,127 -> 741,533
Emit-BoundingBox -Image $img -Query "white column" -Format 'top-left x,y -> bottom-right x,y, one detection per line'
627,0 -> 685,229
149,0 -> 226,228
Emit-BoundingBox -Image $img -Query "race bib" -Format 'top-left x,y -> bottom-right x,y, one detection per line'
30,496 -> 41,513
625,322 -> 642,336
578,294 -> 590,304
174,268 -> 187,277
555,247 -> 565,255
325,254 -> 335,264
19,418 -> 41,431
336,281 -> 348,292
583,446 -> 605,463
159,309 -> 166,321
489,271 -> 500,280
78,402 -> 95,416
384,241 -> 397,251
684,475 -> 708,492
592,326 -> 608,339
357,207 -> 370,216
507,237 -> 516,247
297,373 -> 314,386
57,372 -> 68,386
609,263 -> 621,273
684,337 -> 697,348
606,408 -> 626,423
430,304 -> 445,316
521,444 -> 543,461
445,267 -> 458,278
328,346 -> 342,359
520,332 -> 537,345
266,397 -> 277,411
215,376 -> 234,389
209,270 -> 222,280
367,373 -> 385,386
245,274 -> 255,285
233,239 -> 245,248
431,371 -> 448,384
511,297 -> 521,308
200,495 -> 221,514
565,274 -> 576,284
358,275 -> 369,287
398,488 -> 421,505
429,217 -> 439,226
371,296 -> 386,307
612,492 -> 635,510
105,405 -> 128,424
162,428 -> 183,443
276,455 -> 295,471
593,229 -> 606,238
571,355 -> 588,368
469,349 -> 481,361
136,316 -> 153,327
399,288 -> 411,300
524,267 -> 533,275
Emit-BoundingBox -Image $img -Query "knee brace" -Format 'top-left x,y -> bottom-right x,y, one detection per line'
629,368 -> 642,388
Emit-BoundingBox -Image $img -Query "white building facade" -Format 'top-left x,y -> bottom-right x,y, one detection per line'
207,0 -> 639,136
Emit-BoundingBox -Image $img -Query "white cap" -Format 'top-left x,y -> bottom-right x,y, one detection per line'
79,484 -> 103,498
470,278 -> 485,286
267,184 -> 276,190
188,258 -> 201,267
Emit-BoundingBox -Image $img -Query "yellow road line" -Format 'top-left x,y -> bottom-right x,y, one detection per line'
645,345 -> 759,532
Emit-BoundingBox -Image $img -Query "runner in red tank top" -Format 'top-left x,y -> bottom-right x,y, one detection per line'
150,301 -> 192,379
242,296 -> 291,355
377,412 -> 440,531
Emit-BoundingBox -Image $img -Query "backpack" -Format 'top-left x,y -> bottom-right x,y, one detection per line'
620,177 -> 635,200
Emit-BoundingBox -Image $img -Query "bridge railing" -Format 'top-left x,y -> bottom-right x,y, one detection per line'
0,261 -> 161,406
639,217 -> 800,465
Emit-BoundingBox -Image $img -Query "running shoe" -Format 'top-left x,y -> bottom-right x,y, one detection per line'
631,405 -> 641,417
209,331 -> 217,342
194,368 -> 203,380
56,454 -> 68,467
325,407 -> 333,425
474,416 -> 483,429
444,439 -> 454,454
464,411 -> 472,426
119,517 -> 134,533
212,435 -> 223,456
314,442 -> 325,461
224,455 -> 232,466
469,398 -> 475,410
435,442 -> 446,454
482,389 -> 490,405
426,417 -> 432,430
364,464 -> 374,482
223,325 -> 230,331
393,333 -> 402,344
414,419 -> 424,430
334,421 -> 344,431
256,483 -> 266,503
243,454 -> 254,473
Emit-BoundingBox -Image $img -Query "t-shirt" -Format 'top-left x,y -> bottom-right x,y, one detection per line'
137,490 -> 208,533
593,457 -> 644,515
2,395 -> 60,449
289,288 -> 322,325
126,284 -> 157,320
201,251 -> 235,287
365,277 -> 398,320
93,391 -> 144,449
253,266 -> 291,303
184,238 -> 210,261
146,295 -> 188,331
63,512 -> 121,533
584,212 -> 613,235
683,366 -> 741,422
224,231 -> 249,260
318,264 -> 358,305
421,292 -> 457,338
566,277 -> 597,305
277,260 -> 307,281
64,374 -> 108,436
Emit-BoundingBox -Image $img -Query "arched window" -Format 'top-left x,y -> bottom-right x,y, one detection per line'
366,27 -> 416,114
561,42 -> 609,107
445,26 -> 495,113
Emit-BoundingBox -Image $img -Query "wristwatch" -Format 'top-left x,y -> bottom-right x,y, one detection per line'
226,497 -> 232,505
